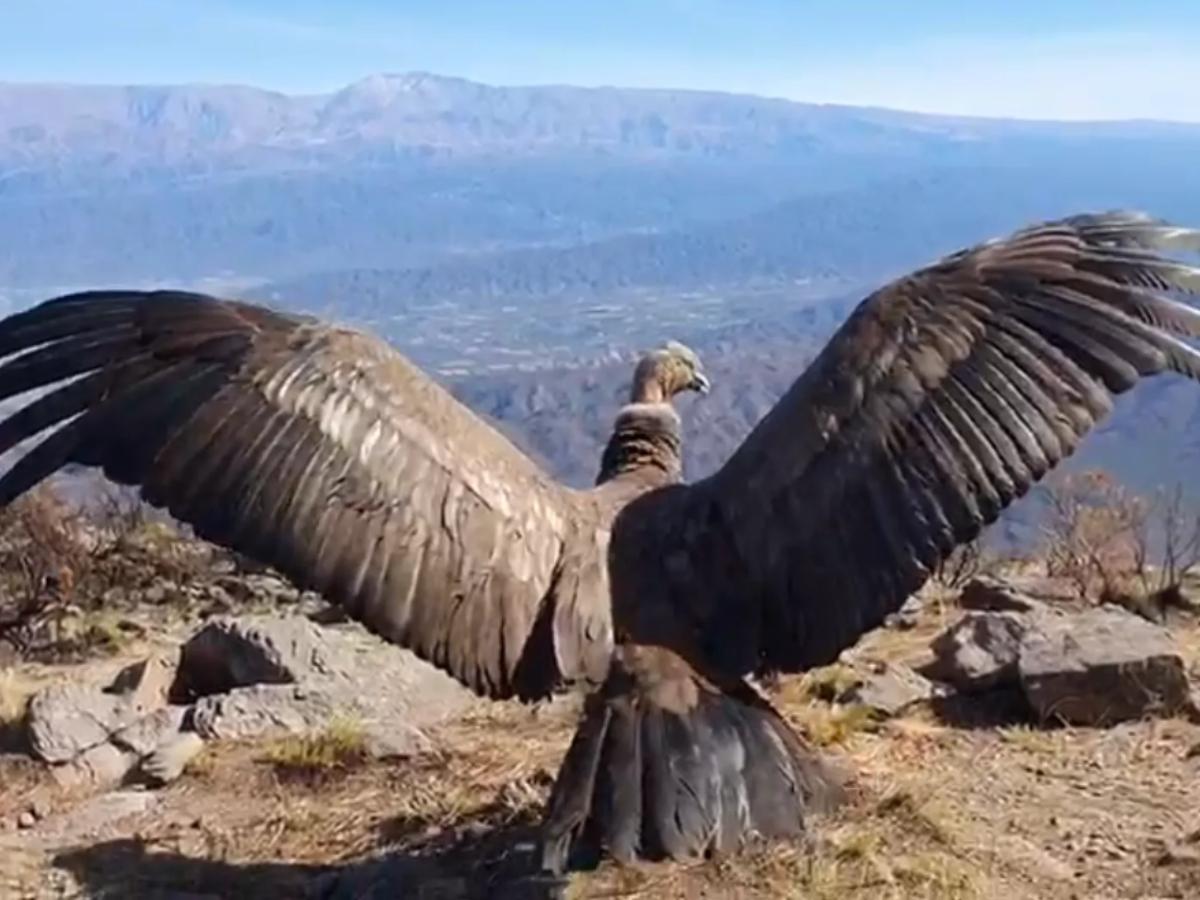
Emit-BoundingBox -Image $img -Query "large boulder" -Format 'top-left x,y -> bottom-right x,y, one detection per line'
176,615 -> 476,747
928,582 -> 1199,726
1018,605 -> 1196,726
27,685 -> 143,765
173,616 -> 330,698
27,649 -> 179,764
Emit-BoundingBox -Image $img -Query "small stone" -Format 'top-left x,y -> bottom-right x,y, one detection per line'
141,732 -> 206,784
363,726 -> 431,760
29,796 -> 51,820
958,576 -> 1049,614
108,649 -> 181,709
928,611 -> 1028,691
51,741 -> 138,789
141,582 -> 169,605
1155,844 -> 1200,867
837,661 -> 942,717
110,705 -> 189,757
17,811 -> 35,830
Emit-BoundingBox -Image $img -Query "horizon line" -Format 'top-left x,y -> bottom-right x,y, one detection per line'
3,69 -> 1200,129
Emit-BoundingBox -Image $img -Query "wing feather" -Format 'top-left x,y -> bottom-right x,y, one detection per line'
0,290 -> 610,699
645,212 -> 1200,674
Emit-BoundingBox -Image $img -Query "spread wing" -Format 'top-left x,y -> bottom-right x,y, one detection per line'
651,212 -> 1200,675
0,291 -> 612,698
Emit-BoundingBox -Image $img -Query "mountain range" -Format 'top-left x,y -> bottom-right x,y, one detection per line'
9,70 -> 1199,173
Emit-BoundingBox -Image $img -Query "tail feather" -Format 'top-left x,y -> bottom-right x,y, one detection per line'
540,646 -> 843,873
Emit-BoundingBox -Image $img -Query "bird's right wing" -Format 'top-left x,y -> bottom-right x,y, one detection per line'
630,213 -> 1200,678
0,291 -> 613,699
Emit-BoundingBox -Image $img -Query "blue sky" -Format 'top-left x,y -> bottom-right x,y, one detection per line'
4,0 -> 1199,121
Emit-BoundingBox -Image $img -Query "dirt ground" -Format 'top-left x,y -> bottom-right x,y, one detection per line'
1,590 -> 1199,900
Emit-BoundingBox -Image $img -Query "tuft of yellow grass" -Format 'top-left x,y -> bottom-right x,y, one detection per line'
997,724 -> 1070,755
262,716 -> 369,780
0,668 -> 37,730
789,701 -> 881,748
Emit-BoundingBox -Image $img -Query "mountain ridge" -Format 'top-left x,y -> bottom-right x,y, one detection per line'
5,70 -> 1200,174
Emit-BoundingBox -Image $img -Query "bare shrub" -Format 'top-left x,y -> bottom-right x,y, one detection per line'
933,535 -> 993,591
1041,469 -> 1200,617
1131,483 -> 1200,613
0,481 -> 224,656
0,484 -> 93,651
1040,469 -> 1148,601
85,484 -> 229,595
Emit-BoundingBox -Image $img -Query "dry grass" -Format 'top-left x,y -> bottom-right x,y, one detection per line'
996,724 -> 1071,755
0,669 -> 34,728
572,784 -> 983,900
790,701 -> 881,748
262,716 -> 370,782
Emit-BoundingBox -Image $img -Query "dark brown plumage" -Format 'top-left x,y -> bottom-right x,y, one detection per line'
1,211 -> 1199,872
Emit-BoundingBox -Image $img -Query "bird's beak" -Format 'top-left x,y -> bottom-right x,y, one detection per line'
690,371 -> 711,395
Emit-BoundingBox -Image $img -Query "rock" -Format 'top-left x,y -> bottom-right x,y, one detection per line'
51,741 -> 138,789
191,684 -> 342,741
883,595 -> 924,630
191,684 -> 431,756
109,650 -> 181,711
141,732 -> 205,784
27,685 -> 142,763
109,705 -> 189,757
363,728 -> 431,760
927,611 -> 1029,691
177,616 -> 474,748
1019,605 -> 1194,726
17,811 -> 35,830
175,616 -> 334,697
838,661 -> 942,716
958,576 -> 1049,614
27,650 -> 180,763
1154,843 -> 1200,867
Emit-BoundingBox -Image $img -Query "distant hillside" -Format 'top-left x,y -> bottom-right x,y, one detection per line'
252,161 -> 1200,375
450,330 -> 1200,557
264,158 -> 1200,308
4,72 -> 1200,289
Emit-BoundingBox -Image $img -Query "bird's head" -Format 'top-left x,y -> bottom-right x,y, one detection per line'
629,340 -> 710,404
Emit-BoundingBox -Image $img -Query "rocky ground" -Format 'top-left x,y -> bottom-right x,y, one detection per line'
1,515 -> 1199,899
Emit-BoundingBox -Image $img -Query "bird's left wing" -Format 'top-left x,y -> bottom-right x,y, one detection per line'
631,213 -> 1200,676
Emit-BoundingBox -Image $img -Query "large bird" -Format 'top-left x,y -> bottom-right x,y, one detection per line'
1,212 -> 1200,872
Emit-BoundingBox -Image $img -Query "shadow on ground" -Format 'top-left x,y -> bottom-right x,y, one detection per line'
52,817 -> 568,900
925,683 -> 1034,729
